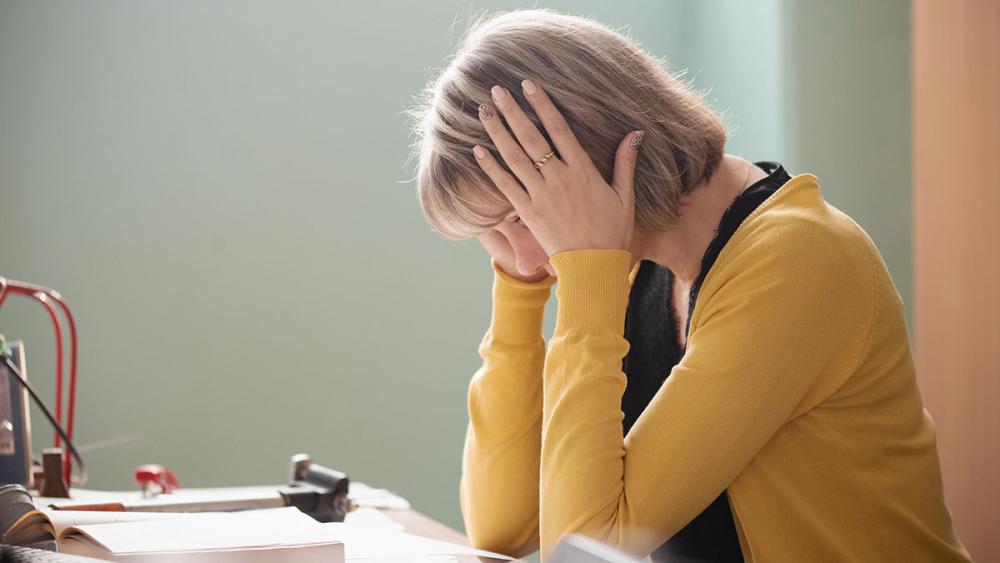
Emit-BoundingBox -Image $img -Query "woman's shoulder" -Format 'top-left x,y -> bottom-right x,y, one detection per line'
702,174 -> 882,319
691,173 -> 885,373
728,174 -> 880,279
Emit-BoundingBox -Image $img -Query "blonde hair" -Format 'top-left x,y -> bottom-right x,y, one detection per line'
406,9 -> 728,240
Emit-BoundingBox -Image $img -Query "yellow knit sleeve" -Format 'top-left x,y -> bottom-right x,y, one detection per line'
460,259 -> 554,557
539,231 -> 874,559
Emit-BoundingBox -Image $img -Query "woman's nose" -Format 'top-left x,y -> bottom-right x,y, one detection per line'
516,249 -> 548,277
513,236 -> 550,276
497,219 -> 551,277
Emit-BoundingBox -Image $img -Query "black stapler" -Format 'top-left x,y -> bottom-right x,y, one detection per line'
278,453 -> 351,523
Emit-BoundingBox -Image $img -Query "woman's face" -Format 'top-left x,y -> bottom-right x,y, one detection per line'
493,212 -> 555,278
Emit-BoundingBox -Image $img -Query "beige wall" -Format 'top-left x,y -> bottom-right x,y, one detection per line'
913,0 -> 1000,560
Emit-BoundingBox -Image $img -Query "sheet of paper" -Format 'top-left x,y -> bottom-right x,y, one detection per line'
349,482 -> 412,510
322,522 -> 513,561
343,507 -> 406,532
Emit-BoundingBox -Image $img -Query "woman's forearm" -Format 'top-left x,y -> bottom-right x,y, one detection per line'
460,262 -> 554,557
536,241 -> 873,559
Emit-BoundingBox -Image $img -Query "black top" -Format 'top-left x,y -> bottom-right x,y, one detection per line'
620,161 -> 792,563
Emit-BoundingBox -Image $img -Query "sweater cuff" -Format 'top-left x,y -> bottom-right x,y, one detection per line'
490,259 -> 556,344
550,249 -> 632,335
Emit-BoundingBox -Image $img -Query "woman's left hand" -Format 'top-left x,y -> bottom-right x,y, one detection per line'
473,79 -> 644,256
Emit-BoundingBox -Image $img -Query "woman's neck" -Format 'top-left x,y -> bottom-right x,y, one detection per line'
630,154 -> 766,284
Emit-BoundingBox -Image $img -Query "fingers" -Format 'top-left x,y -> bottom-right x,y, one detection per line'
519,79 -> 589,167
489,85 -> 557,165
472,144 -> 531,215
611,130 -> 644,205
478,102 -> 544,192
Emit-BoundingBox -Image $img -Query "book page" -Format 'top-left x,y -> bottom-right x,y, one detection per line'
59,507 -> 339,555
4,509 -> 241,548
2,510 -> 52,546
49,509 -> 226,540
61,540 -> 343,563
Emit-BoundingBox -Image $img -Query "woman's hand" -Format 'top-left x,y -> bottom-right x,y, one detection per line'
472,79 -> 644,257
478,228 -> 550,283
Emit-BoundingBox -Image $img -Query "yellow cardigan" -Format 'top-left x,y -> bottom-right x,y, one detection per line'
459,173 -> 971,562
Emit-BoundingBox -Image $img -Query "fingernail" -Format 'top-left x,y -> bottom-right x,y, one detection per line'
490,85 -> 507,101
630,130 -> 645,150
478,103 -> 495,120
473,145 -> 486,160
522,79 -> 538,95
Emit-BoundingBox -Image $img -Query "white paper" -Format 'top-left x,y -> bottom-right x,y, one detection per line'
61,507 -> 336,554
322,522 -> 513,560
39,487 -> 497,561
349,481 -> 412,510
343,507 -> 406,532
44,509 -> 216,538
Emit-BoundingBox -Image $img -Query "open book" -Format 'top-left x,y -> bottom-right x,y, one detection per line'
3,506 -> 344,562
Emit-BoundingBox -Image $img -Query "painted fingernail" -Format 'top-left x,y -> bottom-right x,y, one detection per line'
490,85 -> 507,102
522,79 -> 538,95
478,103 -> 495,120
473,145 -> 487,160
630,130 -> 645,150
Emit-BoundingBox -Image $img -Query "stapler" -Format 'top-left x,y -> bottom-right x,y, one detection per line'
278,454 -> 351,523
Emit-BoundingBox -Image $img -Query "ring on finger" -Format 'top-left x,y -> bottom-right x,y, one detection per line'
533,150 -> 557,170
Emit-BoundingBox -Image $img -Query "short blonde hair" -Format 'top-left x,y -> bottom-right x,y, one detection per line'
406,8 -> 728,240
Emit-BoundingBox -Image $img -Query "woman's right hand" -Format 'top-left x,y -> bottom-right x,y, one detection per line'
479,229 -> 551,284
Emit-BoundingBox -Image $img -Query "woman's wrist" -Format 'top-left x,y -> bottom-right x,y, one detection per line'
489,259 -> 555,344
550,249 -> 632,335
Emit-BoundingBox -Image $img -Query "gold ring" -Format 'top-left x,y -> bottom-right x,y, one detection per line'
533,150 -> 556,170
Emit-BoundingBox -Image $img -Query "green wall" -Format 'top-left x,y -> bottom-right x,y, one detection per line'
0,0 -> 909,532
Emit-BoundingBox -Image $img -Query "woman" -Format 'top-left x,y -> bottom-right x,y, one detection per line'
408,9 -> 970,563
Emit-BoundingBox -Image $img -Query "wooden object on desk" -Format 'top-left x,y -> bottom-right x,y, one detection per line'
39,449 -> 69,498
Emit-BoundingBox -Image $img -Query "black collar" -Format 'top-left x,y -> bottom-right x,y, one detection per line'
684,161 -> 792,340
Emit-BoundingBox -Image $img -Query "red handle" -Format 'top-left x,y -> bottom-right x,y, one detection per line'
134,464 -> 179,494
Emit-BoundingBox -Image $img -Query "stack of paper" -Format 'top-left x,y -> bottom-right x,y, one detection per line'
8,507 -> 344,562
25,487 -> 513,562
